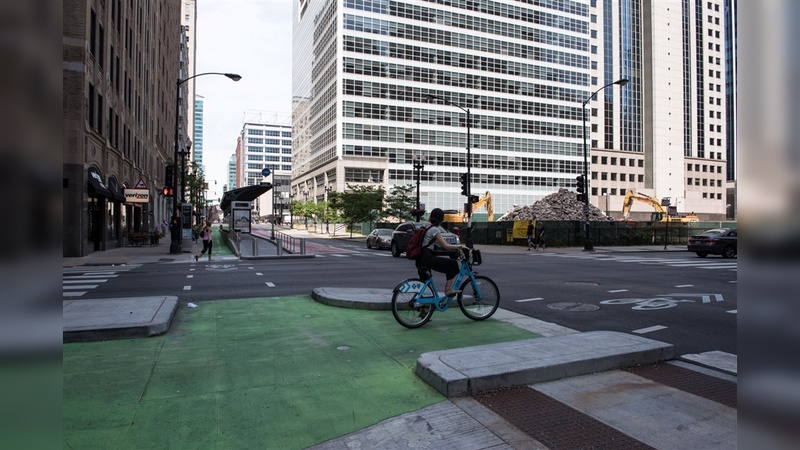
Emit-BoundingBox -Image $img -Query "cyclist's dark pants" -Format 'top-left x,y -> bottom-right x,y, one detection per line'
416,249 -> 458,280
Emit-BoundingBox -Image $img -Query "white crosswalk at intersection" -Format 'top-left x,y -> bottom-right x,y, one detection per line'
535,253 -> 736,271
63,264 -> 140,298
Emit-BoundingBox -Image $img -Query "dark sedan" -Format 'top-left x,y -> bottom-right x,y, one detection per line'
366,228 -> 393,250
390,222 -> 460,257
687,228 -> 737,258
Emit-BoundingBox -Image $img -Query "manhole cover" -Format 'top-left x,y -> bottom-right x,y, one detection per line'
563,281 -> 599,286
547,302 -> 599,311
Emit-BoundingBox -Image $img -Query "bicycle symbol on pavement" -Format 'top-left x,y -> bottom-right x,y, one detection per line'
205,264 -> 237,271
600,293 -> 724,310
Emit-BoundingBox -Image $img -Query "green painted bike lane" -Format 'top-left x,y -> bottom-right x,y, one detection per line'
64,295 -> 539,449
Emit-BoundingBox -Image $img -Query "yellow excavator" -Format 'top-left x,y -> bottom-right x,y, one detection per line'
621,190 -> 699,223
443,191 -> 494,223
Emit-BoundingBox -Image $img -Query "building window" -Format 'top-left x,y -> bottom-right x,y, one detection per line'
601,156 -> 608,164
601,172 -> 608,180
638,175 -> 644,182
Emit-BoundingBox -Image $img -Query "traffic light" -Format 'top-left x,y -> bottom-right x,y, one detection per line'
469,195 -> 479,204
576,175 -> 585,194
165,165 -> 175,188
460,173 -> 469,196
163,187 -> 175,197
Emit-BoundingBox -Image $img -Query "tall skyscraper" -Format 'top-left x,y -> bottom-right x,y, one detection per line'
193,96 -> 205,168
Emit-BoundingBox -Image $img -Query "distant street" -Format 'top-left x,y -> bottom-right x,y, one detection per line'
65,236 -> 736,357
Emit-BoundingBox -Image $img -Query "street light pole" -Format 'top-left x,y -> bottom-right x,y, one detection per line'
324,185 -> 332,233
424,94 -> 472,247
581,78 -> 628,252
413,155 -> 425,221
169,72 -> 241,254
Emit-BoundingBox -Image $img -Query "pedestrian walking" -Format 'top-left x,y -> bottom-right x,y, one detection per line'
526,220 -> 534,251
535,221 -> 545,251
195,221 -> 213,261
160,219 -> 168,237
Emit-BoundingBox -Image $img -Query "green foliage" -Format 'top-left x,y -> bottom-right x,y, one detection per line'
330,184 -> 385,227
385,184 -> 416,222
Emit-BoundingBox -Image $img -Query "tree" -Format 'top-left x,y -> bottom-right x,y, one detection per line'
329,185 -> 385,237
385,184 -> 416,222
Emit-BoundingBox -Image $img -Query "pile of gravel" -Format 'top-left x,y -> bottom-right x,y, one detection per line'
498,188 -> 614,221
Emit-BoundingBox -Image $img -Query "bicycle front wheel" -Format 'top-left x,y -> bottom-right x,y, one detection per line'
391,278 -> 436,328
458,275 -> 500,321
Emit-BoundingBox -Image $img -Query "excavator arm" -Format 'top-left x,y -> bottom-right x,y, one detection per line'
443,191 -> 494,222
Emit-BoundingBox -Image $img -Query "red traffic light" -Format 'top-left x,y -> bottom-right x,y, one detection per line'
163,187 -> 174,197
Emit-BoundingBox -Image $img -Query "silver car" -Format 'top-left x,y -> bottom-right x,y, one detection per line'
366,228 -> 393,250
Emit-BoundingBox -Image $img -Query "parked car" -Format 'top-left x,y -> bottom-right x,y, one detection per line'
390,222 -> 460,258
687,228 -> 737,258
366,228 -> 393,250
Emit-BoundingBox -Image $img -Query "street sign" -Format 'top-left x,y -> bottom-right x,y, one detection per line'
261,168 -> 271,177
134,179 -> 147,189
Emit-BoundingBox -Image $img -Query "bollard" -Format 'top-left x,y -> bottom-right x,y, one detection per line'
252,237 -> 257,257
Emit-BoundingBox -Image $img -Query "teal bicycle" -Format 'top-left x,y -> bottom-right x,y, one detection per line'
391,248 -> 500,328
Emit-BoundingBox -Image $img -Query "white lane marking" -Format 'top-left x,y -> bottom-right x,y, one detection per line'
183,286 -> 191,291
331,254 -> 350,257
256,272 -> 263,276
63,292 -> 86,297
266,282 -> 276,287
727,310 -> 737,314
189,268 -> 195,272
675,284 -> 694,288
64,274 -> 119,278
248,266 -> 255,269
63,279 -> 108,284
729,280 -> 737,283
632,325 -> 668,334
516,298 -> 544,303
607,289 -> 628,293
63,285 -> 98,290
187,275 -> 194,279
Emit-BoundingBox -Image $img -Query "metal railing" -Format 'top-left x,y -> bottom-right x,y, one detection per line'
274,230 -> 305,255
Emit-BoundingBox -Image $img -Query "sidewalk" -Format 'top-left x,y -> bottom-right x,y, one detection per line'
62,228 -> 734,449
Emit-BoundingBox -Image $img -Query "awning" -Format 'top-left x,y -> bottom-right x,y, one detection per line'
107,178 -> 125,203
220,183 -> 273,214
88,176 -> 112,198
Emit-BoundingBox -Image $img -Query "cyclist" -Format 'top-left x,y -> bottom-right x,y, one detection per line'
416,208 -> 463,297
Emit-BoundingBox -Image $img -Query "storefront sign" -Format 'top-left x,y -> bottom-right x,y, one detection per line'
124,188 -> 150,203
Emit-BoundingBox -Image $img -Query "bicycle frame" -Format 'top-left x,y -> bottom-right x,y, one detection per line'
400,258 -> 478,312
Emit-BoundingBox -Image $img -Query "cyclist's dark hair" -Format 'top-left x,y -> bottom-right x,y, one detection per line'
429,208 -> 444,225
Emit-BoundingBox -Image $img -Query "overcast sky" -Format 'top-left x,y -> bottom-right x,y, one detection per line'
194,0 -> 293,201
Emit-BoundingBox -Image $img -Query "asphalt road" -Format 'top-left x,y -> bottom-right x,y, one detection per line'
66,237 -> 736,357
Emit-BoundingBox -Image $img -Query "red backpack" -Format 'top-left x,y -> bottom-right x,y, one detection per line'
406,225 -> 434,260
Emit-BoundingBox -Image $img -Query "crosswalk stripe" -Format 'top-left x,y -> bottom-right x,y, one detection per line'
266,282 -> 276,287
63,279 -> 108,284
63,292 -> 86,297
607,289 -> 628,293
516,298 -> 544,303
63,285 -> 98,290
632,325 -> 668,334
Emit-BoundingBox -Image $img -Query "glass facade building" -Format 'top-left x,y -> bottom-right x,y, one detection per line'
292,0 -> 597,217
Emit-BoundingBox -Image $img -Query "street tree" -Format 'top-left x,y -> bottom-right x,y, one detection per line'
385,184 -> 416,222
328,184 -> 385,237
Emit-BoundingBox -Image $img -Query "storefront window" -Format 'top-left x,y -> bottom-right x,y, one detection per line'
106,201 -> 117,240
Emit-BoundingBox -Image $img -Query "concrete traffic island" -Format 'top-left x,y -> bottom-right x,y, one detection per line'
63,296 -> 178,343
416,330 -> 675,397
311,287 -> 394,310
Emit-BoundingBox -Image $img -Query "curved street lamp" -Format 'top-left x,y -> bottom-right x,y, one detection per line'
170,72 -> 241,254
581,78 -> 628,251
423,93 -> 473,248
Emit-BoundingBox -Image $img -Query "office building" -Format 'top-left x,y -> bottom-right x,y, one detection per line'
193,95 -> 205,168
237,118 -> 293,223
63,0 -> 181,256
291,0 -> 735,222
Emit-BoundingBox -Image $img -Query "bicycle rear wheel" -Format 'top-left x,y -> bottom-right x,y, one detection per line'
458,275 -> 500,320
391,278 -> 435,328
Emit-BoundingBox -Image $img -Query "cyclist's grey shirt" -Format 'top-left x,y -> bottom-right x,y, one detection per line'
422,226 -> 444,248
